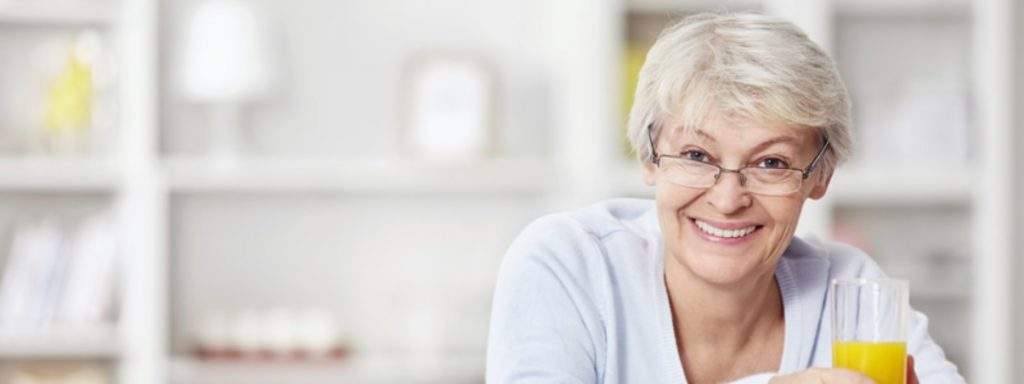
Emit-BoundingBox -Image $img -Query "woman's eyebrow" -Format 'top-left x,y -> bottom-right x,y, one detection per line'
691,129 -> 802,152
751,136 -> 801,153
692,129 -> 716,143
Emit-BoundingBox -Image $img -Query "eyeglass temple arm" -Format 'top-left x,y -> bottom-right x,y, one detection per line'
801,138 -> 830,179
647,124 -> 660,164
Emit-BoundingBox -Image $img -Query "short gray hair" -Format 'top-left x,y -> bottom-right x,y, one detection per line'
627,12 -> 852,173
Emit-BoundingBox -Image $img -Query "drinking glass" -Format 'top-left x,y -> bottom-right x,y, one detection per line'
831,278 -> 909,384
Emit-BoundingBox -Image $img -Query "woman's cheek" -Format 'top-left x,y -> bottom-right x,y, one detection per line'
765,220 -> 797,263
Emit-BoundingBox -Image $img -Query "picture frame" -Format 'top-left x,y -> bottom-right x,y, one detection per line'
401,53 -> 497,161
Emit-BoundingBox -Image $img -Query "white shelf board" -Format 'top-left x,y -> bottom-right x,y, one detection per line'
607,162 -> 971,205
0,157 -> 121,192
169,354 -> 484,384
627,0 -> 761,13
609,161 -> 654,198
835,0 -> 970,17
625,0 -> 968,16
0,2 -> 116,26
829,166 -> 972,205
164,156 -> 556,194
0,324 -> 120,359
912,289 -> 971,302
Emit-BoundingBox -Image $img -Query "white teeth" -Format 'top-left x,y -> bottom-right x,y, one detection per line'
695,220 -> 757,239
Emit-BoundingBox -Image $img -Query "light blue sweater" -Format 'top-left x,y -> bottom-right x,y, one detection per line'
486,199 -> 965,383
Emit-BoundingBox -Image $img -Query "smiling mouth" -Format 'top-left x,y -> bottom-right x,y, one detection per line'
691,218 -> 763,239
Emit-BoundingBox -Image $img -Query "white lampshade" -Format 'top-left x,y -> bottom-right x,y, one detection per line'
176,0 -> 276,102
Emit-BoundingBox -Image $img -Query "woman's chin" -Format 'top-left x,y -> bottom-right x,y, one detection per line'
678,250 -> 767,287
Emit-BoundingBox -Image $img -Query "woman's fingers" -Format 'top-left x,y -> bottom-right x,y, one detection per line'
907,355 -> 919,384
768,367 -> 876,383
769,355 -> 918,384
821,368 -> 877,384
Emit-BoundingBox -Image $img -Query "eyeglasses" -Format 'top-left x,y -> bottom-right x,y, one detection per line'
647,124 -> 830,196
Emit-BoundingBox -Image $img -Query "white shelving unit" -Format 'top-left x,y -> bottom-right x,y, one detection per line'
0,0 -> 162,383
168,354 -> 485,384
0,157 -> 121,192
826,166 -> 973,206
0,324 -> 120,360
969,0 -> 1015,382
609,164 -> 974,206
631,0 -> 969,15
0,2 -> 115,26
1,0 -> 1015,383
164,157 -> 555,194
833,0 -> 969,16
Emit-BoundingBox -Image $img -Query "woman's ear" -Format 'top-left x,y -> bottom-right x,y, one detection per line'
642,161 -> 657,186
808,169 -> 832,200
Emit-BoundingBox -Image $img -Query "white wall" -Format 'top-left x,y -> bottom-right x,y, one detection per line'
160,0 -> 554,158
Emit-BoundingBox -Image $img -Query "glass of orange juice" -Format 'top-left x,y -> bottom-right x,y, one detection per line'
832,278 -> 909,384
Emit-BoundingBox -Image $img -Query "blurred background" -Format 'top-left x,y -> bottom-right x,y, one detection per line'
0,0 -> 1020,383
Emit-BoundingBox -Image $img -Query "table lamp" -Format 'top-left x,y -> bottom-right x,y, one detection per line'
176,0 -> 277,166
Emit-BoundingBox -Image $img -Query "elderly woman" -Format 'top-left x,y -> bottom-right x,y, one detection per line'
486,13 -> 965,384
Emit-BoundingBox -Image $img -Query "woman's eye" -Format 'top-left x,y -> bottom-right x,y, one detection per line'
681,150 -> 711,163
757,157 -> 789,169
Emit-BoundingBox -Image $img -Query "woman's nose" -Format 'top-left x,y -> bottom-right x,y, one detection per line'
705,171 -> 753,214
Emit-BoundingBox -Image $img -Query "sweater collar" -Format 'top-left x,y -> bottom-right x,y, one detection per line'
641,198 -> 833,376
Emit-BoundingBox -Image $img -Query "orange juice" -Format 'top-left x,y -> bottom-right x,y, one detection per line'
833,341 -> 907,384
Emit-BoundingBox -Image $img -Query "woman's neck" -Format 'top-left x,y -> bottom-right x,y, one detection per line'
663,257 -> 784,353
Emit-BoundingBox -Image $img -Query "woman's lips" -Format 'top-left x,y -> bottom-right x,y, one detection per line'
689,217 -> 763,245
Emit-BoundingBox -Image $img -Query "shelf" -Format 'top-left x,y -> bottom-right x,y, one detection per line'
164,156 -> 556,194
834,0 -> 970,17
609,161 -> 654,197
0,324 -> 120,359
828,166 -> 972,206
169,354 -> 484,384
625,0 -> 969,16
626,0 -> 760,13
606,162 -> 971,205
912,290 -> 970,302
0,157 -> 121,192
0,2 -> 116,26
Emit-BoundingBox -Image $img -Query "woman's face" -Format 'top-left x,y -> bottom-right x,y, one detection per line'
642,115 -> 831,286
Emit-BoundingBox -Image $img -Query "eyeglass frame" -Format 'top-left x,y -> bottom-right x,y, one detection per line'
646,123 -> 830,192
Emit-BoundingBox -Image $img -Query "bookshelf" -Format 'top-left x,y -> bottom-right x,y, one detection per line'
609,164 -> 974,206
822,167 -> 973,206
163,156 -> 554,194
0,324 -> 120,359
629,0 -> 969,15
0,2 -> 116,26
168,354 -> 485,384
0,0 -> 1015,383
0,157 -> 121,192
0,0 -> 161,383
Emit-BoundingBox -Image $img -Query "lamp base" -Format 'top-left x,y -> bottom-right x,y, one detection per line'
208,103 -> 244,169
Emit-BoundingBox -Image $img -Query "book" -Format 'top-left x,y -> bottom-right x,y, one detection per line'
0,220 -> 65,328
0,214 -> 118,329
56,215 -> 117,323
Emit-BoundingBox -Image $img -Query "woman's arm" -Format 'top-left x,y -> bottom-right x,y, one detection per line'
486,217 -> 605,384
906,309 -> 966,383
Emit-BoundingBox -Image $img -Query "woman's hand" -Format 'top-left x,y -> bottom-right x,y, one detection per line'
769,356 -> 919,384
907,355 -> 919,384
768,368 -> 875,383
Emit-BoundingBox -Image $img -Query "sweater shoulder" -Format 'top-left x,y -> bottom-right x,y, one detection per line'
788,236 -> 886,279
503,198 -> 655,279
517,198 -> 654,243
